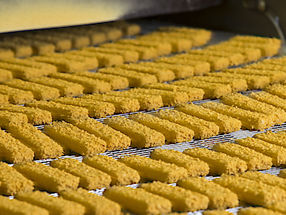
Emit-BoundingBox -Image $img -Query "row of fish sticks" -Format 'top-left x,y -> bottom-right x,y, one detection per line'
0,21 -> 141,58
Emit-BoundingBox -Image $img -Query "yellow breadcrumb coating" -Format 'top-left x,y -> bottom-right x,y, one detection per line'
177,103 -> 241,134
119,155 -> 188,183
0,94 -> 8,104
0,111 -> 28,128
0,48 -> 14,60
0,85 -> 34,104
129,113 -> 194,143
238,207 -> 282,215
113,21 -> 141,36
184,148 -> 247,175
83,155 -> 140,186
7,123 -> 63,159
104,116 -> 165,148
60,188 -> 121,215
203,210 -> 234,215
0,68 -> 13,82
104,186 -> 172,215
267,201 -> 286,214
213,143 -> 272,171
43,121 -> 106,156
16,191 -> 85,215
254,131 -> 286,148
0,161 -> 34,195
14,161 -> 80,193
141,181 -> 208,212
151,149 -> 209,177
0,41 -> 33,57
51,158 -> 111,190
178,177 -> 238,209
266,84 -> 286,99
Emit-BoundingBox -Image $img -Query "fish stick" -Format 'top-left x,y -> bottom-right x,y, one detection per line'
0,129 -> 34,163
184,148 -> 247,175
14,162 -> 80,192
247,62 -> 286,73
7,123 -> 63,159
141,181 -> 208,212
99,67 -> 158,87
0,111 -> 28,128
143,83 -> 204,101
150,149 -> 209,176
238,207 -> 282,215
254,131 -> 286,148
43,121 -> 106,155
207,72 -> 270,90
129,113 -> 194,143
104,116 -> 165,148
267,202 -> 286,214
114,21 -> 141,36
51,158 -> 111,190
213,143 -> 272,170
0,162 -> 34,195
203,210 -> 234,215
156,57 -> 210,75
82,93 -> 140,113
0,85 -> 34,104
221,93 -> 286,124
279,169 -> 286,178
173,80 -> 232,99
60,188 -> 121,215
118,64 -> 175,82
202,102 -> 274,130
53,97 -> 115,118
0,94 -> 8,104
0,48 -> 14,60
104,186 -> 171,215
235,137 -> 286,166
0,195 -> 49,215
28,77 -> 84,97
231,35 -> 281,45
213,175 -> 286,207
4,79 -> 60,100
0,105 -> 52,125
119,155 -> 188,183
70,118 -> 130,150
176,103 -> 241,133
91,26 -> 122,41
16,191 -> 85,215
75,71 -> 129,90
266,84 -> 286,99
192,76 -> 248,92
107,91 -> 163,111
178,177 -> 238,209
0,68 -> 13,82
155,109 -> 219,139
0,41 -> 33,57
83,155 -> 140,185
26,100 -> 89,121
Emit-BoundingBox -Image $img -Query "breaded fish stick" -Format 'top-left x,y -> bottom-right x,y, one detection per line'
184,148 -> 247,175
0,85 -> 34,104
221,93 -> 286,124
254,131 -> 286,148
0,48 -> 14,60
104,186 -> 171,215
141,181 -> 208,212
267,202 -> 286,214
7,123 -> 63,159
213,175 -> 286,206
51,158 -> 111,190
119,155 -> 188,183
213,143 -> 272,170
83,155 -> 140,186
99,67 -> 157,87
4,79 -> 60,100
0,41 -> 32,57
16,191 -> 85,215
53,97 -> 115,118
202,102 -> 274,130
29,77 -> 84,97
143,83 -> 204,101
70,118 -> 130,150
178,177 -> 238,209
173,80 -> 232,99
75,71 -> 129,90
0,162 -> 34,195
43,121 -> 106,156
266,84 -> 286,99
50,73 -> 111,93
14,162 -> 79,192
0,195 -> 49,215
150,149 -> 209,176
235,137 -> 286,166
82,93 -> 140,113
0,111 -> 28,128
26,101 -> 89,121
279,169 -> 286,178
0,68 -> 13,82
0,129 -> 34,163
107,91 -> 163,111
129,113 -> 194,143
203,210 -> 234,215
0,105 -> 52,125
104,116 -> 165,148
238,207 -> 282,215
176,103 -> 241,133
0,94 -> 8,104
155,109 -> 219,139
60,188 -> 121,215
